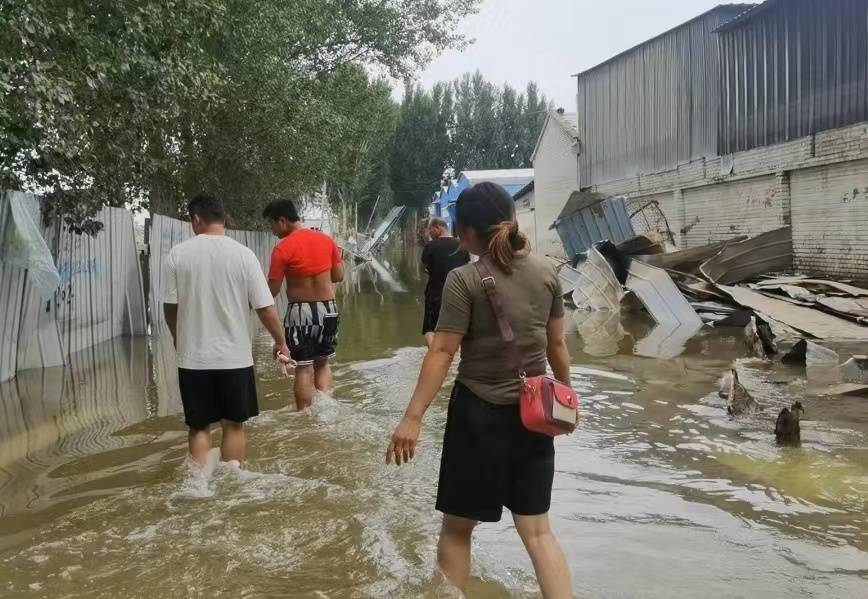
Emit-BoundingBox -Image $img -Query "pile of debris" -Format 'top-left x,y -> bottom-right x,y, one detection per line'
341,205 -> 406,262
558,226 -> 868,380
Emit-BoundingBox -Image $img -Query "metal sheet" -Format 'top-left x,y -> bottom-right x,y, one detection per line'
816,297 -> 868,323
148,214 -> 287,333
359,206 -> 406,256
575,6 -> 749,187
625,260 -> 703,327
637,236 -> 748,271
571,248 -> 624,312
717,284 -> 868,340
717,0 -> 868,154
557,265 -> 580,297
555,196 -> 635,259
755,278 -> 868,297
699,227 -> 793,284
0,195 -> 145,382
752,284 -> 818,302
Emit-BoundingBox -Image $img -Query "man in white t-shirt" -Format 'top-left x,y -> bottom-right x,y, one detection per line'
162,193 -> 290,465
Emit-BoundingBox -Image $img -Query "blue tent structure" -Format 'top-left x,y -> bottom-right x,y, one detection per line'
433,169 -> 534,230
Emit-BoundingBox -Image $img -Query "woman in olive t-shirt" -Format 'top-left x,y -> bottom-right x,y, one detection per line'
386,182 -> 573,598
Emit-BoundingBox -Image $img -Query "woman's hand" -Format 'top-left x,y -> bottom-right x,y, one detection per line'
386,415 -> 422,466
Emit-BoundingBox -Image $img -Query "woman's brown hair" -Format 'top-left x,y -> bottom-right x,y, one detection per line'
455,182 -> 528,272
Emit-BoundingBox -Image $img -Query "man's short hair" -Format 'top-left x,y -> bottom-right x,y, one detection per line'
188,193 -> 225,224
429,217 -> 448,229
262,199 -> 300,222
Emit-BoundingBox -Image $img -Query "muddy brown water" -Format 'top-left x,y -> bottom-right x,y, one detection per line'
1,249 -> 867,598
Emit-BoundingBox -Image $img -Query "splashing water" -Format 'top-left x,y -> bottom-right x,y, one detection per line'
1,250 -> 868,597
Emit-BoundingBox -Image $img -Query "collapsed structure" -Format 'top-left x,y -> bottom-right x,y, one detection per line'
527,0 -> 868,285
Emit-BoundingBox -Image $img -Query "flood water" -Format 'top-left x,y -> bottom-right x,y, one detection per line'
2,249 -> 868,598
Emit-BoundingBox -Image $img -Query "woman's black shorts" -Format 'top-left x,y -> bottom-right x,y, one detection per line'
436,382 -> 555,523
177,366 -> 259,430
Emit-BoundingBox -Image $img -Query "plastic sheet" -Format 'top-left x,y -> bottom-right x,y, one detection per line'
0,191 -> 60,298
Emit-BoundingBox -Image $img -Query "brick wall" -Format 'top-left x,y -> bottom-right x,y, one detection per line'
682,175 -> 787,247
791,159 -> 868,283
578,121 -> 868,280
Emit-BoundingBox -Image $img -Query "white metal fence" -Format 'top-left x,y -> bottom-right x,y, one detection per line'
147,213 -> 286,333
0,198 -> 285,383
0,193 -> 147,382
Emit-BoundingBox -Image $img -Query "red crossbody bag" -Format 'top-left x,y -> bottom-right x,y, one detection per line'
474,261 -> 580,437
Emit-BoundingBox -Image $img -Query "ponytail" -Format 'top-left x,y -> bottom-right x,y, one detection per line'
487,220 -> 528,272
454,182 -> 529,271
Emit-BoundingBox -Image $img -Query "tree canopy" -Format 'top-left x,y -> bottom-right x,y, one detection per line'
0,0 -> 480,231
390,72 -> 551,211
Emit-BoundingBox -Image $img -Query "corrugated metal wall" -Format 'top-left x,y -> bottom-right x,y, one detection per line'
0,195 -> 146,383
554,197 -> 635,260
576,6 -> 746,188
0,198 -> 28,383
49,207 -> 147,360
148,214 -> 286,333
791,158 -> 868,282
718,0 -> 868,154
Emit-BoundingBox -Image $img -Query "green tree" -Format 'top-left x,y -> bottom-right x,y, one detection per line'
388,72 -> 551,210
389,84 -> 451,211
519,81 -> 549,164
451,71 -> 498,173
0,0 -> 222,233
495,85 -> 525,168
0,0 -> 482,231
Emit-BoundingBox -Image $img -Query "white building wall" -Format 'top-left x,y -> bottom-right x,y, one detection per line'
533,123 -> 579,258
791,159 -> 868,281
516,187 -> 536,250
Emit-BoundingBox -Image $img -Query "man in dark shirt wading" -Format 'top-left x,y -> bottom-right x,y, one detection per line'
421,218 -> 469,348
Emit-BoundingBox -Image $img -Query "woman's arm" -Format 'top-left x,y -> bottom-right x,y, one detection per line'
386,331 -> 463,466
546,317 -> 571,385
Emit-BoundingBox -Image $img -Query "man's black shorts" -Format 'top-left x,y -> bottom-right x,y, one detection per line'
177,366 -> 259,430
284,300 -> 340,366
422,289 -> 442,335
436,382 -> 555,523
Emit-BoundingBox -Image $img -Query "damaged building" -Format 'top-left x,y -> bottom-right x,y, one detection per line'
533,0 -> 868,283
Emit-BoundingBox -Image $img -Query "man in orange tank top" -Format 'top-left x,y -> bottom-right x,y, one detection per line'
263,200 -> 345,409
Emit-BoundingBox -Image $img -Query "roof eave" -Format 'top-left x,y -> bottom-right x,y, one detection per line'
571,3 -> 756,78
713,0 -> 779,33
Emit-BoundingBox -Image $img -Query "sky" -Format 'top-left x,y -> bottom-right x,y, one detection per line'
412,0 -> 741,109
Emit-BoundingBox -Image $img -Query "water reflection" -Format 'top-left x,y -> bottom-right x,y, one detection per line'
572,310 -> 625,357
632,320 -> 704,360
0,248 -> 867,597
0,337 -> 149,519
